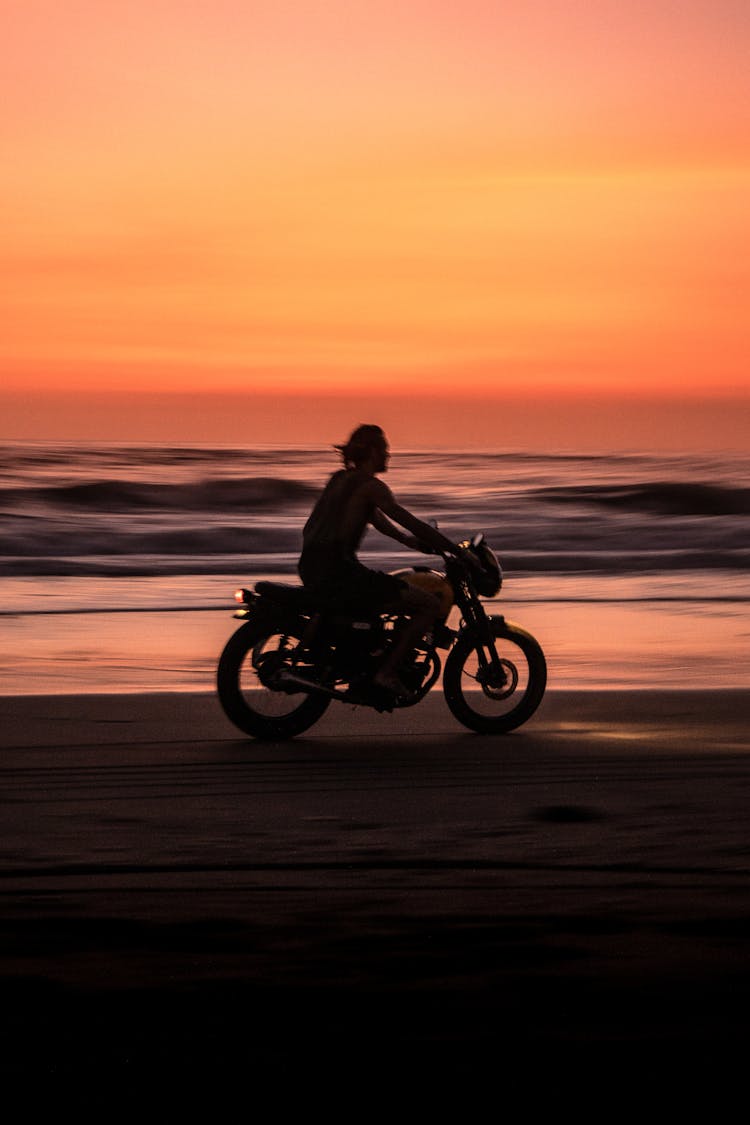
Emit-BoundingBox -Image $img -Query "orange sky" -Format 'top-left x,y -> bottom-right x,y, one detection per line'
2,1 -> 749,446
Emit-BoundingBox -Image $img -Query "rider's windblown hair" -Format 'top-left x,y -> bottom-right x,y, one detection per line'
334,424 -> 386,469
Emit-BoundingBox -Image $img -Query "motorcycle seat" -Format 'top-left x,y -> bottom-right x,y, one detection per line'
255,581 -> 318,610
254,581 -> 378,621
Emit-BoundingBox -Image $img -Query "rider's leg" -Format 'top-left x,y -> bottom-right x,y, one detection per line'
373,584 -> 442,694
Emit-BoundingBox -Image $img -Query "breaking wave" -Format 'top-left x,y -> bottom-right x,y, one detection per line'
0,476 -> 317,512
1,443 -> 748,578
534,481 -> 750,517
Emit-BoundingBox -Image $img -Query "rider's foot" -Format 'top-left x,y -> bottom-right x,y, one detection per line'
373,670 -> 412,698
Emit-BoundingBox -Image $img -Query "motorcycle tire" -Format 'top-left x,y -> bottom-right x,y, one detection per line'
217,622 -> 331,740
443,618 -> 546,734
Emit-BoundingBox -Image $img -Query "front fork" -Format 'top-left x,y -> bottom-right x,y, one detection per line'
463,611 -> 508,689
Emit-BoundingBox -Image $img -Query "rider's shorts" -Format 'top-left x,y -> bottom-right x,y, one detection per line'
299,547 -> 409,614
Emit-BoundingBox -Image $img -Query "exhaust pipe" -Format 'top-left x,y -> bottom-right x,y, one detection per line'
276,669 -> 340,698
275,669 -> 396,713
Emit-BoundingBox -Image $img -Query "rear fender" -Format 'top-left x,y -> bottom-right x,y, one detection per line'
234,594 -> 310,636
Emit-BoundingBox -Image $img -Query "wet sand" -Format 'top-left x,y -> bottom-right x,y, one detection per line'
2,689 -> 750,1097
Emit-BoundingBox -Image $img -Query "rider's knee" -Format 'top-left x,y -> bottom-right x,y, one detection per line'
400,585 -> 442,621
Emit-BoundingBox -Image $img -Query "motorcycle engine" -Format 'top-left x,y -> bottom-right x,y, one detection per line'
328,617 -> 384,671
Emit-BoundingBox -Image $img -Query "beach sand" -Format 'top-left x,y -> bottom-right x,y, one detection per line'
3,688 -> 750,1098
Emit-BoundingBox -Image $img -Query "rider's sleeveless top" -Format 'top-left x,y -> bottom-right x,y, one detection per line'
301,468 -> 372,560
298,468 -> 405,606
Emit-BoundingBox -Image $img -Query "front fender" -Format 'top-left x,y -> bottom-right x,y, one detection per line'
456,613 -> 505,645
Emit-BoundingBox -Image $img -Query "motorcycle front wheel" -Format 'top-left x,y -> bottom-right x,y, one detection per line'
217,622 -> 330,740
443,619 -> 546,734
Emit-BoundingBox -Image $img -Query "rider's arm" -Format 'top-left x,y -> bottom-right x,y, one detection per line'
369,480 -> 457,556
370,507 -> 421,549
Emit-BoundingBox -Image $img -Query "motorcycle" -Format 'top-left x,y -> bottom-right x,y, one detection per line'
217,533 -> 546,740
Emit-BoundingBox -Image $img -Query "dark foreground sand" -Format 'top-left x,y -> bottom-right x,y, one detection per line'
2,689 -> 750,1100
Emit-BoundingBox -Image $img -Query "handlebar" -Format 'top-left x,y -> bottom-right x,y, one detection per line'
428,542 -> 483,571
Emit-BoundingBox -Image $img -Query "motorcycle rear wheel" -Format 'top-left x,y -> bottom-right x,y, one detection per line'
217,622 -> 330,740
443,619 -> 546,733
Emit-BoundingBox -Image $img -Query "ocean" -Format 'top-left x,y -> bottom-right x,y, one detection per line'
1,442 -> 748,694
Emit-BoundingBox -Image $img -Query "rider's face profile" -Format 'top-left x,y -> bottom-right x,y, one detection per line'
374,439 -> 389,474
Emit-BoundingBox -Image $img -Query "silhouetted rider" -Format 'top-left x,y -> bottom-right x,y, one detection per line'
298,424 -> 459,697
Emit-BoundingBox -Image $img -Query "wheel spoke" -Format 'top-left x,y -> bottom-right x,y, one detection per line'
217,622 -> 331,739
442,621 -> 546,733
242,633 -> 311,718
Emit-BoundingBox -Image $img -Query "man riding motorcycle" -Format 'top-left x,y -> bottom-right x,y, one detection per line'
298,424 -> 462,698
218,426 -> 546,738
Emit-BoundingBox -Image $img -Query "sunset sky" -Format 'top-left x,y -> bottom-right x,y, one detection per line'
3,0 -> 749,448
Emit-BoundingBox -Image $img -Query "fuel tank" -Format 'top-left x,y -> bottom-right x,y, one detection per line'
389,566 -> 454,618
